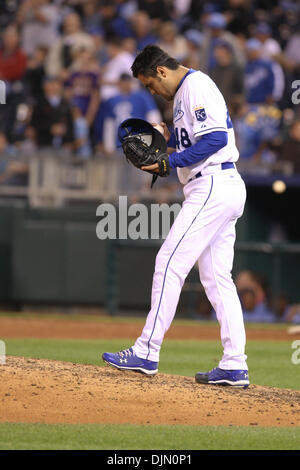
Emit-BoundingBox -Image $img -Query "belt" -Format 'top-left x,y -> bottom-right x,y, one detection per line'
187,162 -> 235,183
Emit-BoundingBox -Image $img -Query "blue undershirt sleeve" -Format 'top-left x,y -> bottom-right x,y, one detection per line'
168,131 -> 228,169
168,131 -> 176,149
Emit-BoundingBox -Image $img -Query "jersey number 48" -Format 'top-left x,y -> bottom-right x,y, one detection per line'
175,127 -> 192,149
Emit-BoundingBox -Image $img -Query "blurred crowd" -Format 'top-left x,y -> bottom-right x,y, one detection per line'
0,0 -> 300,185
235,269 -> 300,324
197,268 -> 300,324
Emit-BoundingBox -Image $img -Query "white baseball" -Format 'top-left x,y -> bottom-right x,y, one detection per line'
153,124 -> 165,135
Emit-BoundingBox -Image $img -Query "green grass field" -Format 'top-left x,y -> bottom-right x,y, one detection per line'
1,319 -> 300,450
0,422 -> 299,450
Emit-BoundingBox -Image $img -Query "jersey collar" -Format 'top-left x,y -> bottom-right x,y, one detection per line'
175,68 -> 196,93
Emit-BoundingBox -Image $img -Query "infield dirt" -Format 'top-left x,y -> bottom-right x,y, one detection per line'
0,356 -> 299,427
0,315 -> 299,427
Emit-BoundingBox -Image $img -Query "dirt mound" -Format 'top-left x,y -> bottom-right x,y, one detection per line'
0,357 -> 299,427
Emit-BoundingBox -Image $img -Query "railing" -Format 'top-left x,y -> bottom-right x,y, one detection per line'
0,151 -> 183,207
0,152 -> 300,207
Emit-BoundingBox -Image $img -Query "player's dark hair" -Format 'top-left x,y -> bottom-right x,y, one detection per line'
131,45 -> 180,78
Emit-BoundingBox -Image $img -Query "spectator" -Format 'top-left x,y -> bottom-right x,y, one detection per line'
282,30 -> 300,78
45,12 -> 95,78
0,25 -> 27,147
137,0 -> 169,22
235,270 -> 276,322
0,123 -> 29,185
72,105 -> 92,159
210,40 -> 244,115
80,0 -> 102,33
236,270 -> 268,303
239,287 -> 276,323
28,76 -> 74,150
130,11 -> 157,52
244,38 -> 276,105
182,29 -> 203,71
189,0 -> 213,27
24,45 -> 48,102
16,0 -> 59,57
283,303 -> 300,324
254,22 -> 285,103
64,46 -> 101,157
116,0 -> 138,22
234,101 -> 281,162
157,21 -> 188,62
224,0 -> 255,37
170,0 -> 194,31
122,37 -> 138,56
0,0 -> 21,30
100,37 -> 135,101
199,12 -> 245,73
98,1 -> 133,40
212,268 -> 276,324
96,72 -> 161,154
88,27 -> 108,66
0,25 -> 27,83
255,22 -> 282,60
64,47 -> 100,127
0,153 -> 29,186
271,291 -> 296,322
265,1 -> 299,49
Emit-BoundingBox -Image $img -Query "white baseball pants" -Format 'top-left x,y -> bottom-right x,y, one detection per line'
133,167 -> 248,370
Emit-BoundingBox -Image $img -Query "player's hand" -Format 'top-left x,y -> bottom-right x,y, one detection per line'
141,163 -> 159,173
151,122 -> 170,142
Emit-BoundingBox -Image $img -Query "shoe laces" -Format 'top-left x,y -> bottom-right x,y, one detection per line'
118,348 -> 134,358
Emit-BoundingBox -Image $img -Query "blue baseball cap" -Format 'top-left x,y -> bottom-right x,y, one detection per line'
214,39 -> 233,52
206,13 -> 227,29
184,29 -> 203,47
245,38 -> 262,51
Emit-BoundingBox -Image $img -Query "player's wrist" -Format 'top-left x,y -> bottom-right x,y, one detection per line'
167,146 -> 176,155
168,151 -> 178,169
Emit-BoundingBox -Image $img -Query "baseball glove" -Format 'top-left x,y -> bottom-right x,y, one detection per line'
118,118 -> 170,187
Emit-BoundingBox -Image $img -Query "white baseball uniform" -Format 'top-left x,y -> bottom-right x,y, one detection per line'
133,69 -> 248,370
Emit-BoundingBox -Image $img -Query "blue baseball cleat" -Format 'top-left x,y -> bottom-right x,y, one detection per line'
102,348 -> 158,375
195,367 -> 250,388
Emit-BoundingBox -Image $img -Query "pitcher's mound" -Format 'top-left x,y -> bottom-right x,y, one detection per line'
0,357 -> 299,427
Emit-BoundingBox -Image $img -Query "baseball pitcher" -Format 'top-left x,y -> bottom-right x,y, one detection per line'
103,45 -> 249,388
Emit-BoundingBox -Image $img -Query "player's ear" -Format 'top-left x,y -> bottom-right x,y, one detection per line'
156,66 -> 167,78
